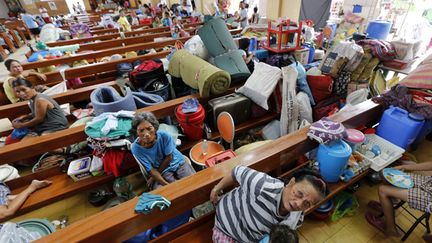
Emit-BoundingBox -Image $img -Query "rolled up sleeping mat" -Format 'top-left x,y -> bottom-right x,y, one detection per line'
90,86 -> 137,115
213,50 -> 251,84
132,91 -> 165,108
197,18 -> 238,57
168,50 -> 231,98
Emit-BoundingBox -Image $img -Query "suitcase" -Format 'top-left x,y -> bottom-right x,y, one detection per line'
208,93 -> 251,129
205,150 -> 236,167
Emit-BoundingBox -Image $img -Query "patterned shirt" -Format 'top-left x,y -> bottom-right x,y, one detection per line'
215,166 -> 304,242
0,183 -> 11,206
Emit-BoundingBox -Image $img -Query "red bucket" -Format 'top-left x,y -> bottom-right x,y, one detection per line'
175,104 -> 205,141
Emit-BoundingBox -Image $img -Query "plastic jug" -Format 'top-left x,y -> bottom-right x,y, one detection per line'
317,140 -> 352,183
376,106 -> 425,149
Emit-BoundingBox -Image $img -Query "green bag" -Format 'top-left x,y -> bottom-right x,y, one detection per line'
331,191 -> 359,221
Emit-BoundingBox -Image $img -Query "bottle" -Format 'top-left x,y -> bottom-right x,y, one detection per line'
202,139 -> 208,157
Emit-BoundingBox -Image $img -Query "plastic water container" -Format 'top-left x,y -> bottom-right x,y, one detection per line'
376,106 -> 425,149
366,20 -> 392,40
317,140 -> 352,183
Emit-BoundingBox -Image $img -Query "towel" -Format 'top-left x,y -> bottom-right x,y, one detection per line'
135,193 -> 171,214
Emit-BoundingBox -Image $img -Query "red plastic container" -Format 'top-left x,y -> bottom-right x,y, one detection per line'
175,104 -> 205,141
205,150 -> 236,167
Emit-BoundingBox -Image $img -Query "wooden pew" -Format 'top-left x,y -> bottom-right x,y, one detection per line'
36,100 -> 383,242
90,22 -> 202,36
46,28 -> 196,51
0,81 -> 118,120
0,32 -> 16,52
2,88 -> 276,220
21,37 -> 191,71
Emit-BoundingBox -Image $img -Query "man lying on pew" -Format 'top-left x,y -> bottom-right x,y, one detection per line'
210,166 -> 327,242
0,180 -> 51,219
10,78 -> 68,140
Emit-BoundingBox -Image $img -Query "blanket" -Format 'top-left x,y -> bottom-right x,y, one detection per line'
197,17 -> 238,57
168,50 -> 231,98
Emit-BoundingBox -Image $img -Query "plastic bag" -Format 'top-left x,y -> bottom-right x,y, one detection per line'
331,192 -> 359,221
346,88 -> 369,106
0,222 -> 41,243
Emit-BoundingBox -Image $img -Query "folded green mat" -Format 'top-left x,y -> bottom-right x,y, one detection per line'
168,50 -> 231,98
214,50 -> 251,77
197,18 -> 238,57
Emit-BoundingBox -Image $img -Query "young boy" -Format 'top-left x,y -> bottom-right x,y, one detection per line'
260,224 -> 299,243
366,161 -> 432,237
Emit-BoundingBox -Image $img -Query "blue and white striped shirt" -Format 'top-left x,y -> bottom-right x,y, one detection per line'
215,166 -> 304,242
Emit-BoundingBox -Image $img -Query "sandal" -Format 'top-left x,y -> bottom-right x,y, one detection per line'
365,211 -> 386,233
367,200 -> 383,213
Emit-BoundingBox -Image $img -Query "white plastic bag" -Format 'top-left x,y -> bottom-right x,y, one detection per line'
346,88 -> 369,106
90,156 -> 103,173
0,222 -> 41,243
184,35 -> 210,60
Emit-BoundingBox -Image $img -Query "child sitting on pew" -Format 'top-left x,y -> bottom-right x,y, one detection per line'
0,180 -> 51,219
131,112 -> 196,190
117,9 -> 132,32
161,11 -> 172,27
152,16 -> 163,28
11,78 -> 69,138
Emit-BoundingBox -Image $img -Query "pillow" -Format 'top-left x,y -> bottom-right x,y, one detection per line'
236,62 -> 281,110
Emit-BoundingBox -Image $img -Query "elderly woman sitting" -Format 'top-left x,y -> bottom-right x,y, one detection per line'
131,112 -> 195,190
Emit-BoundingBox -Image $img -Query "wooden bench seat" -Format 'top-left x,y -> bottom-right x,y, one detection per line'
0,81 -> 118,120
45,27 -> 196,51
51,22 -> 202,46
22,37 -> 191,71
36,100 -> 383,242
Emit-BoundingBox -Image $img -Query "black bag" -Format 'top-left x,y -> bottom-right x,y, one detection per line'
128,59 -> 166,89
266,54 -> 297,68
171,76 -> 197,98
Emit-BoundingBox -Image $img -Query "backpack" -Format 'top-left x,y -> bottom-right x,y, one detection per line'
128,59 -> 165,89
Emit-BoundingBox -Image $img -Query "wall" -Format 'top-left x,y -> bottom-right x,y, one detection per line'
21,0 -> 70,15
279,0 -> 301,21
0,0 -> 9,18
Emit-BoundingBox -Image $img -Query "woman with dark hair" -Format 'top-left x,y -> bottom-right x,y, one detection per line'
210,167 -> 327,243
3,59 -> 46,104
11,78 -> 68,137
131,112 -> 195,190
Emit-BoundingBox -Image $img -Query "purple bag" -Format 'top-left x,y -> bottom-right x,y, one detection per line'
307,117 -> 347,144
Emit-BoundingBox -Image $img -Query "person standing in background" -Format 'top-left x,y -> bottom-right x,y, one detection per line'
238,1 -> 249,28
38,5 -> 51,23
19,11 -> 40,37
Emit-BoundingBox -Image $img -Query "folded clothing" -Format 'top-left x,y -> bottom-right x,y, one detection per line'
135,193 -> 171,214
